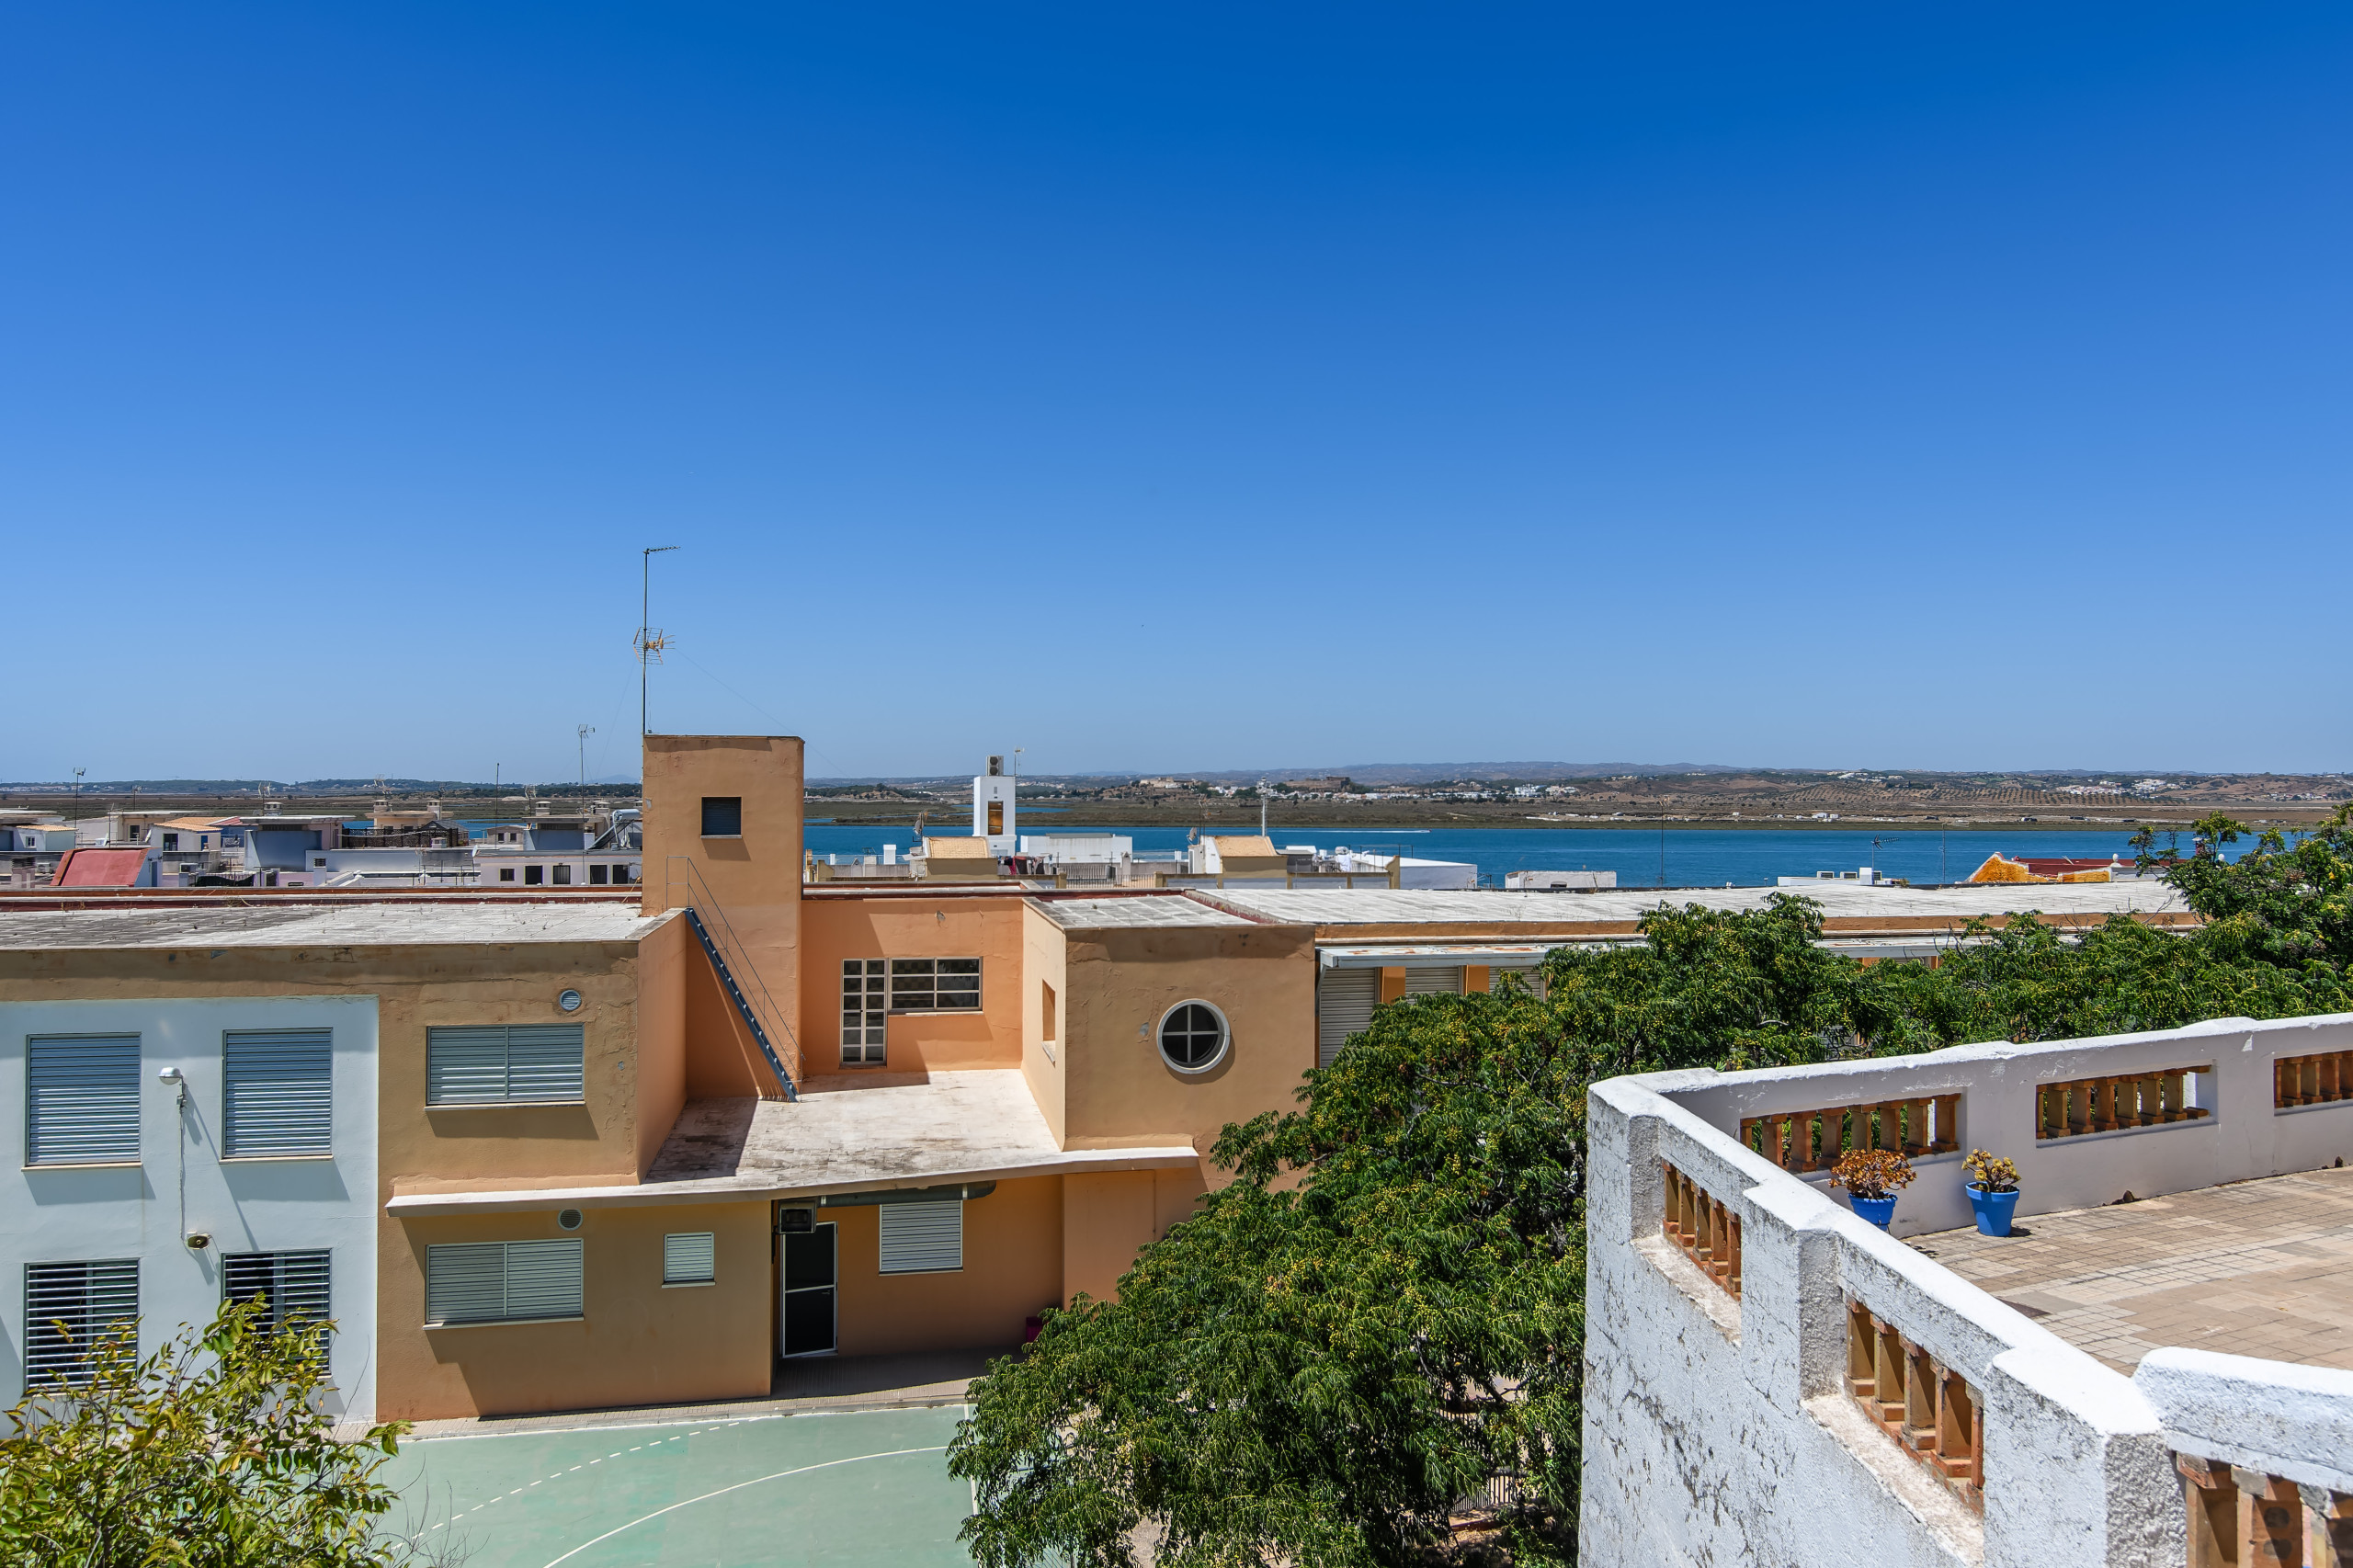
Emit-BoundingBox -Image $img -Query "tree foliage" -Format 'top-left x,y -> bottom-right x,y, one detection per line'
0,1300 -> 435,1568
951,819 -> 2353,1566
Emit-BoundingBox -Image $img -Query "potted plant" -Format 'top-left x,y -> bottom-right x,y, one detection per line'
1830,1149 -> 1915,1231
1962,1149 -> 2021,1237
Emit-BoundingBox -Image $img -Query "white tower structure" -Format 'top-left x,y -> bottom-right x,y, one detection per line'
973,755 -> 1017,856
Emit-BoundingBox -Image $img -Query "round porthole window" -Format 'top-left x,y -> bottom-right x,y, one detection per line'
557,988 -> 583,1013
557,1209 -> 584,1231
1156,1001 -> 1230,1074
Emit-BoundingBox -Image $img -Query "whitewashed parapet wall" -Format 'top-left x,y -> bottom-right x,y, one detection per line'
1665,1012 -> 2353,1238
1581,1011 -> 2353,1568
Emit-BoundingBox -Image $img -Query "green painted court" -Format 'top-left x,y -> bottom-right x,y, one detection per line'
384,1405 -> 975,1567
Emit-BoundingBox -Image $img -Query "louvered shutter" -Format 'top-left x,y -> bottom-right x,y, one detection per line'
222,1030 -> 332,1156
664,1232 -> 716,1284
23,1260 -> 139,1385
425,1244 -> 509,1324
426,1028 -> 511,1105
1316,968 -> 1378,1069
503,1239 -> 585,1318
26,1035 -> 141,1165
878,1201 -> 962,1274
504,1026 -> 585,1102
224,1250 -> 332,1334
1404,966 -> 1464,995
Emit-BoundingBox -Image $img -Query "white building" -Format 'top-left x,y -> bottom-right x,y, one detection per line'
973,756 -> 1017,857
1504,869 -> 1618,891
0,994 -> 380,1415
1583,1011 -> 2353,1568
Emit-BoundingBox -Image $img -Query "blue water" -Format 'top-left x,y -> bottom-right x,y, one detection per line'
801,823 -> 2237,889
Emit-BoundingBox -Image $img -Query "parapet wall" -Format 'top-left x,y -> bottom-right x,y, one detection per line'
1582,1012 -> 2353,1568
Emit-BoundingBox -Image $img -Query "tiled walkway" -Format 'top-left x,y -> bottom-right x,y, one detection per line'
1909,1164 -> 2353,1372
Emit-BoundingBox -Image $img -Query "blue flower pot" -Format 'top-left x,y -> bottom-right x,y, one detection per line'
1850,1194 -> 1897,1230
1967,1184 -> 2020,1237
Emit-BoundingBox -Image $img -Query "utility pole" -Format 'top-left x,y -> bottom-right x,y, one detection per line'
637,546 -> 678,736
577,725 -> 595,786
1258,779 -> 1268,840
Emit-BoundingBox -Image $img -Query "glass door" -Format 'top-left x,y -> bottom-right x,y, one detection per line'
780,1222 -> 836,1358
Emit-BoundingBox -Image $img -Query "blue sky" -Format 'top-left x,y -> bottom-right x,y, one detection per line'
5,3 -> 2347,784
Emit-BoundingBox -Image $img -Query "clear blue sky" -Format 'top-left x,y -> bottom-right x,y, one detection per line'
6,4 -> 2347,784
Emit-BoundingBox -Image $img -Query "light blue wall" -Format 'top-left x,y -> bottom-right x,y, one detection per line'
0,995 -> 380,1416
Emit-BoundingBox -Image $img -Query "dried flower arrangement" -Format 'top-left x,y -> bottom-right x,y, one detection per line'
1963,1149 -> 2020,1194
1829,1148 -> 1916,1201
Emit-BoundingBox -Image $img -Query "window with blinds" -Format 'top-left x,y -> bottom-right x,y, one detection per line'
426,1026 -> 585,1105
877,1201 -> 963,1274
663,1232 -> 716,1285
26,1035 -> 142,1165
888,958 -> 982,1011
424,1240 -> 585,1324
23,1260 -> 139,1386
223,1250 -> 332,1341
1316,969 -> 1377,1070
222,1030 -> 332,1157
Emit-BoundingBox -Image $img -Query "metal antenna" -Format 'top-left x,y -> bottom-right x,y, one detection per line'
638,547 -> 678,736
578,725 -> 596,786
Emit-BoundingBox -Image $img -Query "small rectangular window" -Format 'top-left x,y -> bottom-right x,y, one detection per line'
23,1259 -> 139,1386
223,1249 -> 332,1342
426,1025 -> 585,1105
162,833 -> 179,850
1041,982 -> 1057,1043
498,867 -> 515,882
425,1239 -> 584,1324
553,863 -> 573,885
26,1035 -> 142,1165
701,797 -> 743,837
664,1232 -> 716,1285
588,864 -> 608,884
878,1201 -> 962,1274
986,801 -> 1004,835
524,865 -> 543,885
888,958 -> 982,1012
222,1028 -> 332,1158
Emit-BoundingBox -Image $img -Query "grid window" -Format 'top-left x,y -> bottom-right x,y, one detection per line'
24,1260 -> 139,1387
222,1029 -> 332,1158
223,1250 -> 332,1342
889,958 -> 982,1012
425,1240 -> 584,1325
664,1232 -> 716,1285
1158,1002 -> 1230,1074
26,1034 -> 142,1165
499,867 -> 515,881
841,960 -> 887,1066
426,1025 -> 585,1105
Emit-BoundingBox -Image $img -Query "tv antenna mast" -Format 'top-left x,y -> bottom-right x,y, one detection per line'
637,546 -> 678,736
577,725 -> 596,785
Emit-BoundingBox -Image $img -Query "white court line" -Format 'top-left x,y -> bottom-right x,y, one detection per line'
408,1412 -> 780,1445
537,1446 -> 949,1568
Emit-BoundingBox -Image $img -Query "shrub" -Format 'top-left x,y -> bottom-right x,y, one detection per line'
1962,1149 -> 2019,1193
1828,1149 -> 1915,1200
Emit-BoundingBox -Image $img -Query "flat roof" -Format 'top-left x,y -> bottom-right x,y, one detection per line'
0,901 -> 671,950
1914,1165 -> 2353,1372
387,1070 -> 1199,1213
1202,881 -> 2192,929
1030,894 -> 1254,930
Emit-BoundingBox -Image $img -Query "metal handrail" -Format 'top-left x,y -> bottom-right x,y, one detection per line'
663,856 -> 801,1097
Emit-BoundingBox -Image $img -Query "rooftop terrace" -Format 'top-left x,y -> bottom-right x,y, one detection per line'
0,900 -> 667,949
1913,1165 -> 2353,1374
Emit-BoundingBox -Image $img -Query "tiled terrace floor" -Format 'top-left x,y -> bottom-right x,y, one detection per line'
1909,1163 -> 2353,1372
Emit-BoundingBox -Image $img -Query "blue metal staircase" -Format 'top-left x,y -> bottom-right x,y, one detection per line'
681,906 -> 798,1100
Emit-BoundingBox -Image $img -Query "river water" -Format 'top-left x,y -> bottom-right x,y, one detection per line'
801,823 -> 2233,889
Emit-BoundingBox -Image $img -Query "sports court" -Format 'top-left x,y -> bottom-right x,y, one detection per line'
384,1403 -> 975,1567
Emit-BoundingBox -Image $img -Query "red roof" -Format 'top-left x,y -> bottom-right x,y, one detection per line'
2018,858 -> 2124,876
51,847 -> 149,888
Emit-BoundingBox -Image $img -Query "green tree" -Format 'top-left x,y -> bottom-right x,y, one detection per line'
2137,804 -> 2353,971
0,1300 -> 441,1568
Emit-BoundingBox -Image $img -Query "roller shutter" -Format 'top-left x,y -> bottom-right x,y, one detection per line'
26,1035 -> 142,1165
426,1026 -> 584,1105
23,1260 -> 139,1386
878,1201 -> 962,1274
1404,966 -> 1464,995
223,1249 -> 333,1335
664,1232 -> 716,1285
222,1030 -> 333,1157
425,1239 -> 583,1324
1317,968 -> 1378,1069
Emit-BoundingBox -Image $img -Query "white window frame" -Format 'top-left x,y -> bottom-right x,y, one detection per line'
663,1232 -> 716,1287
886,957 -> 982,1012
877,1200 -> 964,1274
841,959 -> 888,1066
1156,1000 -> 1232,1074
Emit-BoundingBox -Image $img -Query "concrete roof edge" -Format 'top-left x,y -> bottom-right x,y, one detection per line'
384,1144 -> 1204,1217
